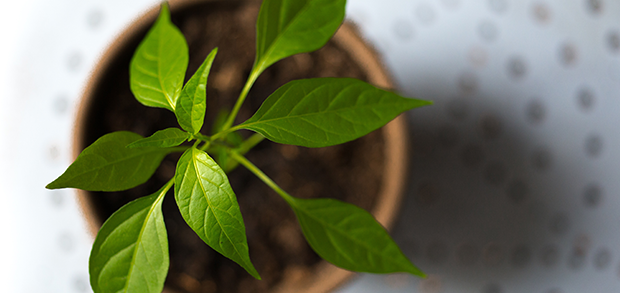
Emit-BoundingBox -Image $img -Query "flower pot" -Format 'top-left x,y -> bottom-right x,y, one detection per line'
72,0 -> 409,292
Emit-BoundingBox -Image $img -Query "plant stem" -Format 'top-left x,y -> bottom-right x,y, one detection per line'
199,141 -> 212,152
236,133 -> 265,154
159,177 -> 175,198
193,133 -> 211,142
220,68 -> 261,132
229,151 -> 295,204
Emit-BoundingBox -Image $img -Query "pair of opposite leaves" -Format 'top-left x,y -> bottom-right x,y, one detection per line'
47,0 -> 430,292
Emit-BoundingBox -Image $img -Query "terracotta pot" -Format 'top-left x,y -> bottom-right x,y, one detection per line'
72,0 -> 409,292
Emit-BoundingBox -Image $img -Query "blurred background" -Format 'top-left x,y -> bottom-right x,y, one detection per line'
1,0 -> 619,292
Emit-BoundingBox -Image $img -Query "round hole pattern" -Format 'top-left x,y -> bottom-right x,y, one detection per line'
478,21 -> 498,42
526,99 -> 546,124
507,56 -> 527,79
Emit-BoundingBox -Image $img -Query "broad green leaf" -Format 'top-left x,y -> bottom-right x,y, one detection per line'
174,148 -> 260,279
127,127 -> 190,148
175,48 -> 218,134
254,0 -> 346,74
288,197 -> 424,276
130,3 -> 188,111
46,131 -> 172,191
90,183 -> 171,293
239,78 -> 431,147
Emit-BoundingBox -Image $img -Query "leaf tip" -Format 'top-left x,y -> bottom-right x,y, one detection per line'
45,179 -> 62,190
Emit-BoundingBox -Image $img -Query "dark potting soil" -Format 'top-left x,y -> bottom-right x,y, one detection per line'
82,1 -> 385,292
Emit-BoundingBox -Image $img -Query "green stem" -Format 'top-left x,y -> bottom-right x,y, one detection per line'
229,150 -> 294,204
211,124 -> 244,141
199,140 -> 212,152
220,68 -> 261,132
160,178 -> 175,194
193,133 -> 211,142
236,133 -> 265,155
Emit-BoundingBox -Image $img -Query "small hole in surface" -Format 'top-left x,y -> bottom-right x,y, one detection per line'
87,9 -> 104,29
458,72 -> 478,94
488,0 -> 508,13
73,275 -> 88,293
53,95 -> 69,115
507,57 -> 527,79
50,190 -> 65,207
583,183 -> 603,208
549,213 -> 570,236
584,134 -> 603,158
415,3 -> 436,25
478,21 -> 498,42
577,87 -> 595,111
58,233 -> 74,253
585,0 -> 604,15
480,115 -> 503,140
526,99 -> 546,124
593,247 -> 612,270
531,3 -> 552,24
607,31 -> 620,54
66,52 -> 82,72
393,19 -> 414,41
532,147 -> 553,171
559,43 -> 578,66
568,249 -> 586,270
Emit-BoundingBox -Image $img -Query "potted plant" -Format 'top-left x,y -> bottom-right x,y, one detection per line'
47,0 -> 431,292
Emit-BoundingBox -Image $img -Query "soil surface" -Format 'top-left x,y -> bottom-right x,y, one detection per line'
82,1 -> 385,292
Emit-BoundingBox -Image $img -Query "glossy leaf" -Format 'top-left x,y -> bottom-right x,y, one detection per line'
126,127 -> 190,148
254,0 -> 346,74
130,3 -> 188,111
239,78 -> 431,147
289,197 -> 424,276
90,183 -> 171,293
46,131 -> 171,191
176,48 -> 217,134
174,148 -> 260,279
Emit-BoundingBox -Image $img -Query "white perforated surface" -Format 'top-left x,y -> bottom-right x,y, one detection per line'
1,0 -> 619,292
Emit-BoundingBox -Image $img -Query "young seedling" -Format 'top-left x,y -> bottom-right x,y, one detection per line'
47,0 -> 431,292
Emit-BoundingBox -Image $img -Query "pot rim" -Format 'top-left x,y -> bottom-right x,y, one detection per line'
72,1 -> 409,292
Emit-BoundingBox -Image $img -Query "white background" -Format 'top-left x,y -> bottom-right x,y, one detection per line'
1,0 -> 619,292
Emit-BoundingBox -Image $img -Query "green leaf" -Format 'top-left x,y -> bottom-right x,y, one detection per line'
288,197 -> 424,276
239,78 -> 431,147
46,131 -> 172,191
254,0 -> 346,74
176,48 -> 218,134
174,148 -> 260,279
90,182 -> 171,293
126,127 -> 190,148
130,2 -> 188,111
